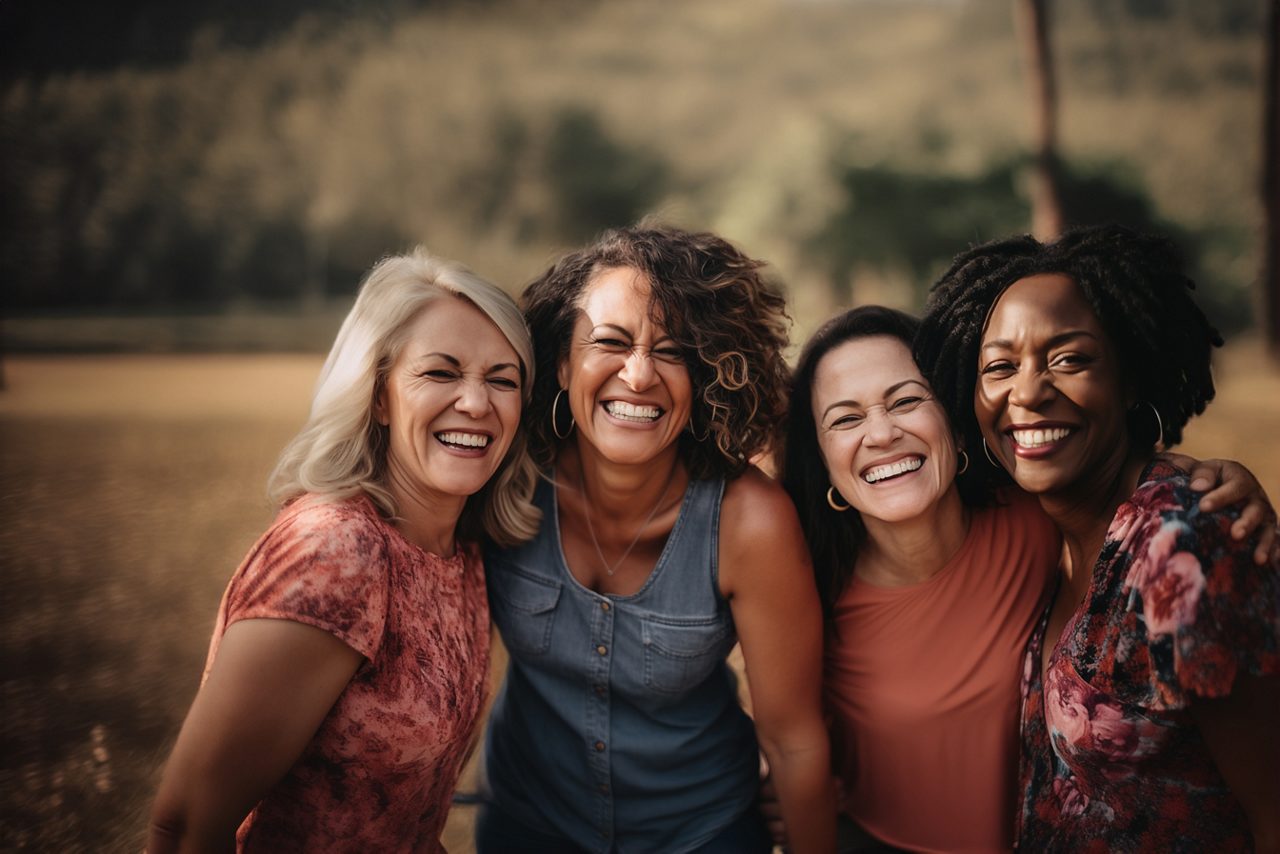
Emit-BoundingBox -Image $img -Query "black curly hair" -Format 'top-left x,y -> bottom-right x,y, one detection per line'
521,223 -> 792,480
914,223 -> 1222,502
777,305 -> 925,622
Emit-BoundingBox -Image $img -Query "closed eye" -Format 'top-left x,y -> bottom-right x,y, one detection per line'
980,361 -> 1015,377
488,376 -> 520,390
829,413 -> 864,429
592,337 -> 630,350
423,369 -> 459,381
653,347 -> 683,363
889,395 -> 925,412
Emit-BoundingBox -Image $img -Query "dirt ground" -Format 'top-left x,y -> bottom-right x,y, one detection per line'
1,343 -> 1275,852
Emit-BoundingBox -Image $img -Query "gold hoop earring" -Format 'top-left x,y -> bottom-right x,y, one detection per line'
826,486 -> 850,512
982,438 -> 1004,470
956,449 -> 970,475
1143,401 -> 1165,451
686,414 -> 710,443
551,388 -> 575,440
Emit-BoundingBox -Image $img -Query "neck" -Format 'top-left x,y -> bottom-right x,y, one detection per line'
382,462 -> 465,556
1038,451 -> 1150,593
564,442 -> 684,523
858,485 -> 970,586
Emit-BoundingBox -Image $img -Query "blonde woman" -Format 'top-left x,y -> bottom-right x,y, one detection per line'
148,250 -> 539,852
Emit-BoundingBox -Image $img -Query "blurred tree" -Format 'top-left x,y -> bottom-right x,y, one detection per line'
1014,0 -> 1064,241
1264,0 -> 1279,357
806,156 -> 1238,327
543,107 -> 670,243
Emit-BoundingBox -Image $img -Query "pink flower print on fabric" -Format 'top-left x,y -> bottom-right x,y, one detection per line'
1045,666 -> 1164,772
1123,520 -> 1207,637
1052,777 -> 1090,817
1108,480 -> 1178,552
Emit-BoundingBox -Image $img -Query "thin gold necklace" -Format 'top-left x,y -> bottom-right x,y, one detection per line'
577,465 -> 678,576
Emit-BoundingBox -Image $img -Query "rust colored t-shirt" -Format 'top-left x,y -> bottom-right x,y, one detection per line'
823,492 -> 1060,853
203,493 -> 490,853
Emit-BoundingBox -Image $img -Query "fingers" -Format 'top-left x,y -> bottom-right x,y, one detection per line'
1253,523 -> 1278,566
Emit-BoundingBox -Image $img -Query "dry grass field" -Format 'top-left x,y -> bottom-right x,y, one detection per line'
1,347 -> 1275,852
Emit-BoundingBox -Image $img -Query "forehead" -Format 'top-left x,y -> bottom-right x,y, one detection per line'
399,296 -> 516,363
577,266 -> 661,327
813,335 -> 923,404
983,273 -> 1103,339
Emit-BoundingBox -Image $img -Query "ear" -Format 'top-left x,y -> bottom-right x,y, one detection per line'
373,378 -> 390,427
556,358 -> 570,392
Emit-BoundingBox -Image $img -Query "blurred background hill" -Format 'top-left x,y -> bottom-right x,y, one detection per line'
1,0 -> 1272,347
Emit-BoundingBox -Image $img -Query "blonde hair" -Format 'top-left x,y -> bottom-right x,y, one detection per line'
269,247 -> 541,547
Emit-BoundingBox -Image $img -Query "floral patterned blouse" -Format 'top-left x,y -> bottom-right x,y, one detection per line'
1016,461 -> 1280,852
205,493 -> 490,853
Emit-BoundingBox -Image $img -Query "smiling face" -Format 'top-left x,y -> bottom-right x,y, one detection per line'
376,296 -> 524,505
557,266 -> 693,467
975,273 -> 1131,499
812,335 -> 959,524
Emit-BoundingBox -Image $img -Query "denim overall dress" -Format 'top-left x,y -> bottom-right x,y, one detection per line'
482,476 -> 761,853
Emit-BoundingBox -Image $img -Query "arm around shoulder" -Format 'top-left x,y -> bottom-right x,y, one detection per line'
720,470 -> 835,854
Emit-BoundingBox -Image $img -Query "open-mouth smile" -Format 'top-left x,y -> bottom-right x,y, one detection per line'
435,431 -> 491,451
1008,426 -> 1073,450
862,455 -> 924,484
603,400 -> 663,423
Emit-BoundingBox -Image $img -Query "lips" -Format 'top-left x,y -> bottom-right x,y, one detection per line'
435,431 -> 491,449
1010,426 -> 1073,448
603,400 -> 663,422
861,455 -> 924,484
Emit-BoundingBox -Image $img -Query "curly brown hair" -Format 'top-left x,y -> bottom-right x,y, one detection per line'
521,224 -> 792,480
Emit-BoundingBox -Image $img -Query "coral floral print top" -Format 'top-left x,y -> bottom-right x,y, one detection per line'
1016,461 -> 1280,852
204,493 -> 490,853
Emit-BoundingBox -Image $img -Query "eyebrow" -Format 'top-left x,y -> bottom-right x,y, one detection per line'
417,353 -> 521,374
589,322 -> 676,345
821,379 -> 930,420
981,330 -> 1099,353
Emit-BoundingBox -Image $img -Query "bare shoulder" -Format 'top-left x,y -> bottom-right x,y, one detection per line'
719,467 -> 809,596
721,466 -> 803,541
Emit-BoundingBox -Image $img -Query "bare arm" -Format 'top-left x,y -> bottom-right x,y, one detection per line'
1163,453 -> 1277,564
721,470 -> 835,854
1190,673 -> 1280,853
147,619 -> 364,853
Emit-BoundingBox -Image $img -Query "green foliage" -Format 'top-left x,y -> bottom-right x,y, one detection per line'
543,107 -> 670,243
806,153 -> 1249,332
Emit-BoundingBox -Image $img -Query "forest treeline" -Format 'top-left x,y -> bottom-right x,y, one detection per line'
0,0 -> 1267,333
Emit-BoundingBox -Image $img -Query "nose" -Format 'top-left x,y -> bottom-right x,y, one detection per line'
618,349 -> 657,391
862,407 -> 899,446
455,379 -> 493,417
1009,365 -> 1053,410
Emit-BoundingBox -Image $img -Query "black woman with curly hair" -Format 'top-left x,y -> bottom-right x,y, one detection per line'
478,225 -> 834,854
916,224 -> 1280,852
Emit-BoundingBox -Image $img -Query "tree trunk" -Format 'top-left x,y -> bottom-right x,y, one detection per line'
1263,0 -> 1279,358
1014,0 -> 1065,241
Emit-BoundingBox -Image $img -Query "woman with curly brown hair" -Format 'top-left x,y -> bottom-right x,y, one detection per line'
477,225 -> 834,853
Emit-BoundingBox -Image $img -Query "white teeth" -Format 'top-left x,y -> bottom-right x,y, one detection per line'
605,401 -> 661,421
437,431 -> 489,448
863,457 -> 924,483
1012,427 -> 1071,448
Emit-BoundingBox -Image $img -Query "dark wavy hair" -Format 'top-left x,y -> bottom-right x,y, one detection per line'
915,223 -> 1221,503
521,223 -> 792,480
777,305 -> 923,622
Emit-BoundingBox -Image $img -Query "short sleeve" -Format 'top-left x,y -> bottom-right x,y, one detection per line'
1125,479 -> 1280,706
225,498 -> 392,660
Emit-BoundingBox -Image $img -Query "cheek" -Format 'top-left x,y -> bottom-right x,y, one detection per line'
973,383 -> 1001,433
